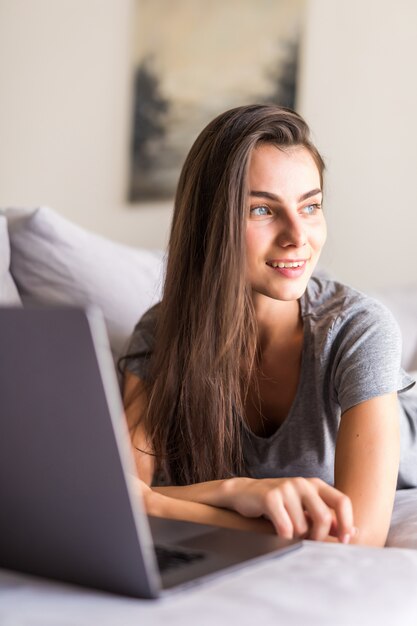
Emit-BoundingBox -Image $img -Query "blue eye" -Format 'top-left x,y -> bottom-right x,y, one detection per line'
302,203 -> 321,215
250,205 -> 271,217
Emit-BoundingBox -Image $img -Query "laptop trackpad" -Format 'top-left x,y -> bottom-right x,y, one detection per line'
148,515 -> 218,544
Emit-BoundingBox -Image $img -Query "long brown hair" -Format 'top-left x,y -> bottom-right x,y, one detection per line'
124,104 -> 325,485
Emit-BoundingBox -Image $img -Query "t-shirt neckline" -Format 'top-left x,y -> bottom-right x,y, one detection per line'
241,289 -> 310,442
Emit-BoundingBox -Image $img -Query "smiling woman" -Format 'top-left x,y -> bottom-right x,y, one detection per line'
246,144 -> 327,304
120,104 -> 417,547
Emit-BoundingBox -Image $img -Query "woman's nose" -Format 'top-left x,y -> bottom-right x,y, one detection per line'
276,214 -> 307,248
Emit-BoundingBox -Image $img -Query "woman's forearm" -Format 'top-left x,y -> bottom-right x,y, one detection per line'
152,476 -> 247,509
146,488 -> 274,533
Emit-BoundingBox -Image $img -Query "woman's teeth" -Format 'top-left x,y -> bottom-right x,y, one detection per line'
269,261 -> 305,268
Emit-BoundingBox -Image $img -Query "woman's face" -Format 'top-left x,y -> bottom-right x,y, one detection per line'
245,143 -> 327,303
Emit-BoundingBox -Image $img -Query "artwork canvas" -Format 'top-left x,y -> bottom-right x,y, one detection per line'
129,0 -> 306,202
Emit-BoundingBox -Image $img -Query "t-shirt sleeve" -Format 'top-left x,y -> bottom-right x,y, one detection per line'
123,303 -> 159,381
331,297 -> 415,414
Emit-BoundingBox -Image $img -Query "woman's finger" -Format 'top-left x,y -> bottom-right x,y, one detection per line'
277,481 -> 310,538
311,479 -> 355,543
300,488 -> 334,541
261,489 -> 295,538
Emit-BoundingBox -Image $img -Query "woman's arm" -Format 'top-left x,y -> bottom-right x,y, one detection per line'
130,474 -> 275,533
123,371 -> 356,542
155,475 -> 355,543
334,392 -> 400,547
123,370 -> 154,485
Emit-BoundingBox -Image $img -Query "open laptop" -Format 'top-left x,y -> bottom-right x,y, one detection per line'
0,306 -> 301,599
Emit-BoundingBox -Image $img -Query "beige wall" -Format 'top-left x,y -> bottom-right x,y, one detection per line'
0,0 -> 173,249
298,0 -> 417,290
1,0 -> 417,290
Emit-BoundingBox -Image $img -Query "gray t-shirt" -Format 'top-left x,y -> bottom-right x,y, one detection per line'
126,277 -> 417,489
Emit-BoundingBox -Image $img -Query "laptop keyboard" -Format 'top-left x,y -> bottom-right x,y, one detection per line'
154,544 -> 206,573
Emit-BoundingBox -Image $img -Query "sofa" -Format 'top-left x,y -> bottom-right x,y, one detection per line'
1,206 -> 417,624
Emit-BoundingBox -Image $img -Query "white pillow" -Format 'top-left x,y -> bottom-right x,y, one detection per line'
386,488 -> 417,549
370,286 -> 417,371
4,207 -> 164,361
0,216 -> 22,306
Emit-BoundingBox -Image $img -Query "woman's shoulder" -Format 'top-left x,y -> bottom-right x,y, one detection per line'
303,274 -> 399,335
133,302 -> 161,332
128,302 -> 161,353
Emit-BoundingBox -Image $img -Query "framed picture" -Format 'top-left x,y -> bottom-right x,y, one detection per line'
129,0 -> 306,202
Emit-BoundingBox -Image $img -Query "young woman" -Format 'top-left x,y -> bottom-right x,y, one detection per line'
121,104 -> 416,547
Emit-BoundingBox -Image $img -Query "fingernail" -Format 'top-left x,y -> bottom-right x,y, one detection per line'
341,533 -> 351,544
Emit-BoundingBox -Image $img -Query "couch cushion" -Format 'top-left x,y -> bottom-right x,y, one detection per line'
4,207 -> 164,361
0,216 -> 22,306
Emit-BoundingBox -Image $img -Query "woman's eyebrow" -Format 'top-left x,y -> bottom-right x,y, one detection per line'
250,188 -> 322,202
299,188 -> 322,201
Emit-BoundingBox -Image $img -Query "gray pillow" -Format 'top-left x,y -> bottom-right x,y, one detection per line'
4,207 -> 164,361
0,216 -> 22,306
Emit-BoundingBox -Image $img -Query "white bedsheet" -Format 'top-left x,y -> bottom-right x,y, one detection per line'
1,489 -> 417,626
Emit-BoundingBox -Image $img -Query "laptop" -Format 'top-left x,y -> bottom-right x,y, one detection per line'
0,306 -> 302,599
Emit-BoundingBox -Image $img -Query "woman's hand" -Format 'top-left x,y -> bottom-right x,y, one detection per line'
153,476 -> 356,543
221,476 -> 356,543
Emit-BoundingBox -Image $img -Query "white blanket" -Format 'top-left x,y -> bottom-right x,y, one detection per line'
1,489 -> 417,626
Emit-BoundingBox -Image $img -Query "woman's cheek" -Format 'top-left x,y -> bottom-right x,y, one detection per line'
245,223 -> 269,255
310,219 -> 327,252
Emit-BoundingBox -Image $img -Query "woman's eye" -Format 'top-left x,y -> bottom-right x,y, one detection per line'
302,203 -> 321,215
250,205 -> 271,217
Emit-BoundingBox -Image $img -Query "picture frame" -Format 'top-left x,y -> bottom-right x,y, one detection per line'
128,0 -> 306,202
